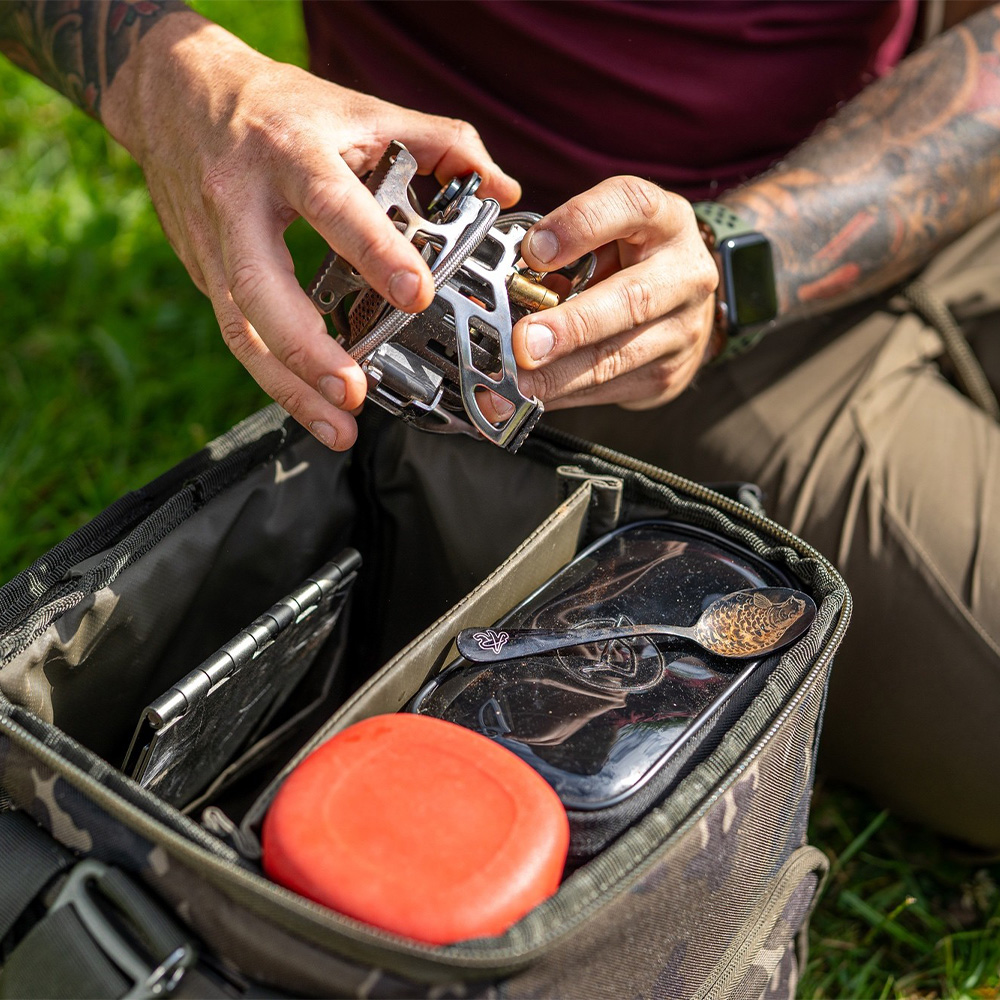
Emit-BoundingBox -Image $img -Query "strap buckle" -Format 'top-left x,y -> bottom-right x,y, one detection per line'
48,860 -> 195,999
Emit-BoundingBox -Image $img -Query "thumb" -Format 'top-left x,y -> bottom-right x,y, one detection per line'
389,115 -> 521,208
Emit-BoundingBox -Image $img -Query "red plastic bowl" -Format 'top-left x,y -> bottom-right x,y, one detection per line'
262,713 -> 569,944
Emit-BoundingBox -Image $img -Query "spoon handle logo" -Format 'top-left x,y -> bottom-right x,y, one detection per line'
471,629 -> 510,655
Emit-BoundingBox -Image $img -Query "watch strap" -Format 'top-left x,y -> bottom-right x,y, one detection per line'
692,201 -> 776,363
692,202 -> 755,244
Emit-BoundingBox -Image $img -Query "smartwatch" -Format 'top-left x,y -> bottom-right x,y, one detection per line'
692,202 -> 777,362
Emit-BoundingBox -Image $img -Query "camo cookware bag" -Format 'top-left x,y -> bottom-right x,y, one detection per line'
0,404 -> 849,1000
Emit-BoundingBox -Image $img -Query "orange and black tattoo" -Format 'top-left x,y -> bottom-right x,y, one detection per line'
723,3 -> 1000,321
0,0 -> 184,119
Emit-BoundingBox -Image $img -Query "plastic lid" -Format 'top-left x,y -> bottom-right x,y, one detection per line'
261,713 -> 569,944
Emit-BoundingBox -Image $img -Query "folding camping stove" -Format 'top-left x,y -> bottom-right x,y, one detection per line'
307,141 -> 594,452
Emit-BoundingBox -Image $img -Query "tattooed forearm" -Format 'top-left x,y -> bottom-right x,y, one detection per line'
723,3 -> 1000,320
0,1 -> 185,119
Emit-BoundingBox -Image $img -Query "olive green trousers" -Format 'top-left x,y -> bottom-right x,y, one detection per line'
550,213 -> 1000,849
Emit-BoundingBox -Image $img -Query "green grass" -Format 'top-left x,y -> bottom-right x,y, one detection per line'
1,4 -> 999,997
804,785 -> 1000,999
0,0 -> 316,575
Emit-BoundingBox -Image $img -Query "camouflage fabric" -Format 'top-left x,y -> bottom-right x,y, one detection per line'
0,712 -> 471,999
0,642 -> 830,1000
0,410 -> 849,999
497,654 -> 830,1000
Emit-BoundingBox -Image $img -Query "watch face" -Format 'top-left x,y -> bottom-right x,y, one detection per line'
721,234 -> 777,329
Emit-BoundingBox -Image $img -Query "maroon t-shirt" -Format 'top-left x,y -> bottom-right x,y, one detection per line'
304,1 -> 914,210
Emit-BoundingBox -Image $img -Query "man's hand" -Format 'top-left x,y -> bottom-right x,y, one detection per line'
512,178 -> 718,412
98,10 -> 519,450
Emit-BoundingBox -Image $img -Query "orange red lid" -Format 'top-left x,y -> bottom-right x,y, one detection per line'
261,713 -> 568,944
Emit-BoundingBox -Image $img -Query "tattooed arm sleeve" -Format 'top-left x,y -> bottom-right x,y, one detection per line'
0,1 -> 185,121
722,3 -> 1000,321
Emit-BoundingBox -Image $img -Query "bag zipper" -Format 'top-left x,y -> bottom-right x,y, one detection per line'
0,427 -> 852,983
533,423 -> 839,567
0,591 -> 848,980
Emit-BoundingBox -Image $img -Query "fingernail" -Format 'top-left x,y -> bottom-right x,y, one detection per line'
526,323 -> 555,361
491,395 -> 515,420
388,270 -> 421,309
527,229 -> 559,264
309,420 -> 338,449
318,374 -> 346,407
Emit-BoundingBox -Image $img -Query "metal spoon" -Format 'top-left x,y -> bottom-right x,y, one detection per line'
456,587 -> 816,663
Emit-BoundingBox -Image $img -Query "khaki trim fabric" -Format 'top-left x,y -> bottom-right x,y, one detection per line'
549,211 -> 1000,848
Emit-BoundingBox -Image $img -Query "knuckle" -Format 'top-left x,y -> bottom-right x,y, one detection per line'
279,339 -> 311,378
617,176 -> 662,223
619,275 -> 657,329
527,362 -> 562,402
650,357 -> 679,394
696,255 -> 720,298
227,258 -> 268,314
663,188 -> 693,217
257,115 -> 298,159
200,163 -> 237,209
679,315 -> 701,351
273,384 -> 309,419
662,189 -> 698,232
621,355 -> 692,410
592,338 -> 631,385
517,371 -> 539,400
447,117 -> 482,147
620,360 -> 679,410
219,317 -> 254,361
301,177 -> 351,231
557,302 -> 600,349
563,198 -> 604,245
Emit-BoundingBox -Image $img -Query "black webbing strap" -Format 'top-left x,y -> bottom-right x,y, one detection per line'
2,903 -> 131,1000
0,811 -> 198,999
0,809 -> 74,942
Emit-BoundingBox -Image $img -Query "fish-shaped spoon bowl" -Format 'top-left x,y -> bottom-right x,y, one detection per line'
457,588 -> 817,663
